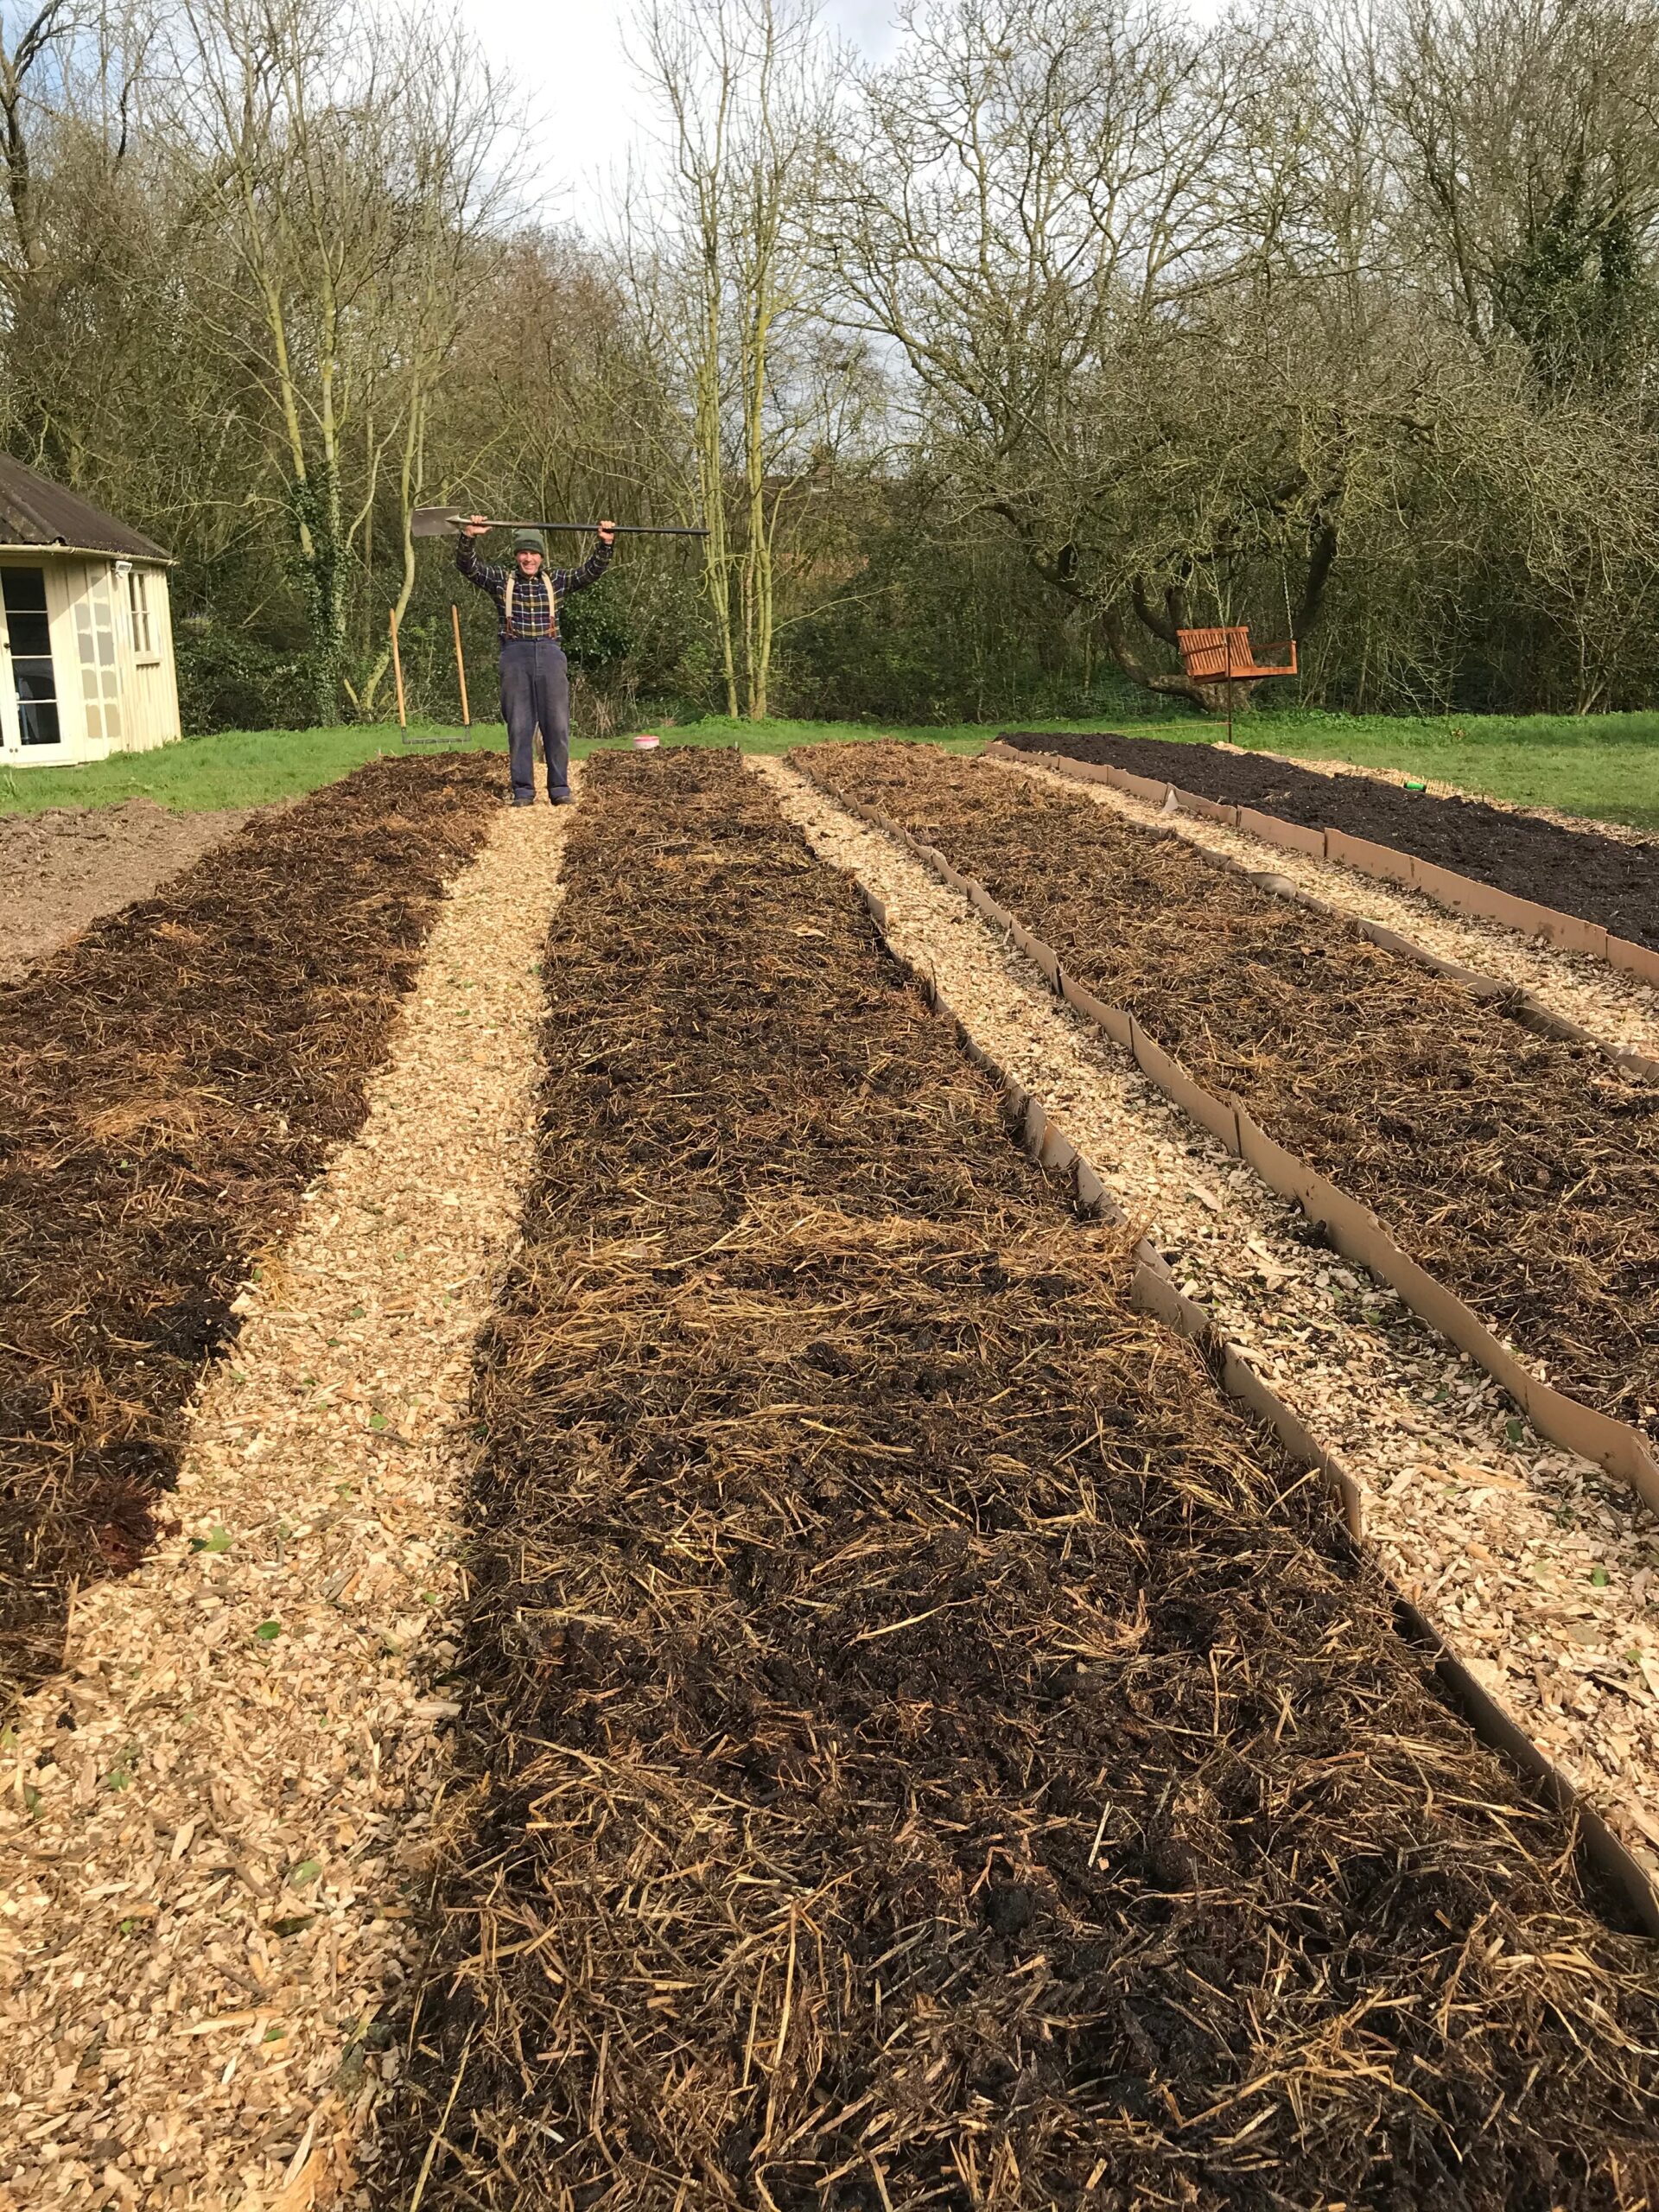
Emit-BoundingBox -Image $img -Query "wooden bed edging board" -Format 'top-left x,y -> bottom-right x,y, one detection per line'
985,741 -> 1659,1008
794,759 -> 1659,1519
847,872 -> 1659,1940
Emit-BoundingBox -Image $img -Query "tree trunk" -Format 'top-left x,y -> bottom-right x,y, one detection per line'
292,461 -> 346,728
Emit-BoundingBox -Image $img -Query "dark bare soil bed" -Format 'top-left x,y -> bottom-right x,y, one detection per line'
0,753 -> 499,1701
374,747 -> 1659,2212
800,745 -> 1659,1437
0,797 -> 268,982
1003,728 -> 1659,949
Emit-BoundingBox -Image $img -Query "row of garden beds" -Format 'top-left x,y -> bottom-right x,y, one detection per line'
800,747 -> 1659,1446
377,748 -> 1659,2212
1003,730 -> 1659,952
0,753 -> 500,1702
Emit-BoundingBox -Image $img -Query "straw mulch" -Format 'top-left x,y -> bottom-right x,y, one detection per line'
764,753 -> 1659,1872
0,753 -> 499,1706
1001,729 -> 1659,951
989,749 -> 1659,1059
376,748 -> 1659,2212
802,744 -> 1659,1434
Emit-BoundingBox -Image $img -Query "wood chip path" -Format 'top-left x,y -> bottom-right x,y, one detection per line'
759,754 -> 1659,1889
0,798 -> 570,2211
988,750 -> 1659,1058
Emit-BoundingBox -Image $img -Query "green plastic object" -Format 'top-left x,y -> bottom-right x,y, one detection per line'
1403,779 -> 1427,792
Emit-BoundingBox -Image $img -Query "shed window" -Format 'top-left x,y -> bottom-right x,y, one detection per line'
127,569 -> 155,658
75,574 -> 123,745
3,567 -> 59,746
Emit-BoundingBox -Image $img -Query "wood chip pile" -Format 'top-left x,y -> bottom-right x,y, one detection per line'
0,754 -> 500,1704
799,746 -> 1659,1434
376,748 -> 1659,2212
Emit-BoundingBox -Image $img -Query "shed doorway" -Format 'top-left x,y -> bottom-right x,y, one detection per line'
0,566 -> 61,754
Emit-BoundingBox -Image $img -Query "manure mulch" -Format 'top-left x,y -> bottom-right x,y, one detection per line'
804,745 -> 1659,1436
375,747 -> 1659,2212
1002,729 -> 1659,950
0,753 -> 499,1702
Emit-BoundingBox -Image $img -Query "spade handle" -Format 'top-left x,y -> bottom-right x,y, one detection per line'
415,505 -> 706,539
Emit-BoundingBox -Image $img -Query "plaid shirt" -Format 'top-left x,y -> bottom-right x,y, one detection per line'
456,534 -> 613,641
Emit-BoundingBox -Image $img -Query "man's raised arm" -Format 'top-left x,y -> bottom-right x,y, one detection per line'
553,520 -> 618,596
456,513 -> 504,588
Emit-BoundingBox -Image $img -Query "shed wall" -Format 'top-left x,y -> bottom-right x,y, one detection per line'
113,565 -> 181,753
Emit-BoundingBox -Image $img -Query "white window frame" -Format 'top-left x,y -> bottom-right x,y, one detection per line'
126,565 -> 159,663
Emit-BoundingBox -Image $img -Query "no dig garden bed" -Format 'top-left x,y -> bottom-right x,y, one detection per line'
374,748 -> 1659,2212
1001,729 -> 1659,959
798,744 -> 1659,1464
0,752 -> 499,1704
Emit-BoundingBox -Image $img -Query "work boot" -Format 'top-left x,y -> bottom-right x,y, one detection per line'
550,790 -> 574,806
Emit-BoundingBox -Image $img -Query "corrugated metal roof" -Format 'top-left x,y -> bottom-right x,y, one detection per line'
0,454 -> 170,561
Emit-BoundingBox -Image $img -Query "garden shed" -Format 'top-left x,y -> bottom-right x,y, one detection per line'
0,455 -> 181,766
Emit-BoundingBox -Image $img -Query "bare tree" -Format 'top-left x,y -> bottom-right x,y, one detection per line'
1377,0 -> 1659,383
0,0 -> 78,291
166,0 -> 505,721
635,0 -> 838,718
824,0 -> 1363,707
635,0 -> 742,715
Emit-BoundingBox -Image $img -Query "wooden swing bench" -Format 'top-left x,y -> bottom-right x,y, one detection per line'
1175,626 -> 1298,684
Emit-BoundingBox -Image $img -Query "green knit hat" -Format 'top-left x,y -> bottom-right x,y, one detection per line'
512,529 -> 545,558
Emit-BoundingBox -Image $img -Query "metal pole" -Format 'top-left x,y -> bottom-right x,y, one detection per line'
390,608 -> 407,730
450,603 -> 470,727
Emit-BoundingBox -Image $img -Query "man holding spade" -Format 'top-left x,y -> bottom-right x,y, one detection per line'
457,513 -> 616,806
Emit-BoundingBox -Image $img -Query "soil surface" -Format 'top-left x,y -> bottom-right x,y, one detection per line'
801,745 -> 1659,1437
0,798 -> 264,982
0,753 -> 499,1705
767,757 -> 1659,1872
0,802 -> 569,2212
377,747 -> 1659,2212
995,750 -> 1659,1058
1004,729 -> 1659,949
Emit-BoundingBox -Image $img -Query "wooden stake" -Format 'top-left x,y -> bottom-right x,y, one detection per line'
451,602 -> 471,726
390,607 -> 407,730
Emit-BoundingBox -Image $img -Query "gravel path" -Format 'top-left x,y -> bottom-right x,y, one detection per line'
988,751 -> 1659,1058
0,799 -> 569,2212
759,754 -> 1659,1886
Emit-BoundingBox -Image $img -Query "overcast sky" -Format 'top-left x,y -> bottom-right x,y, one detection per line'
455,0 -> 905,220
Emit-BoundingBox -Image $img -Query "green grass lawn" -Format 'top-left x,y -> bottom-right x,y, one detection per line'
0,723 -> 439,814
2,707 -> 1656,830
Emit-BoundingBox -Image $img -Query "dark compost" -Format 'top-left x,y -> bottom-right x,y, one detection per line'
374,747 -> 1659,2212
1001,729 -> 1659,950
0,753 -> 499,1703
800,744 -> 1659,1438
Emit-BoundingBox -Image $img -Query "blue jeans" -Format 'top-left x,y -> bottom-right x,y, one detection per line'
499,638 -> 569,804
